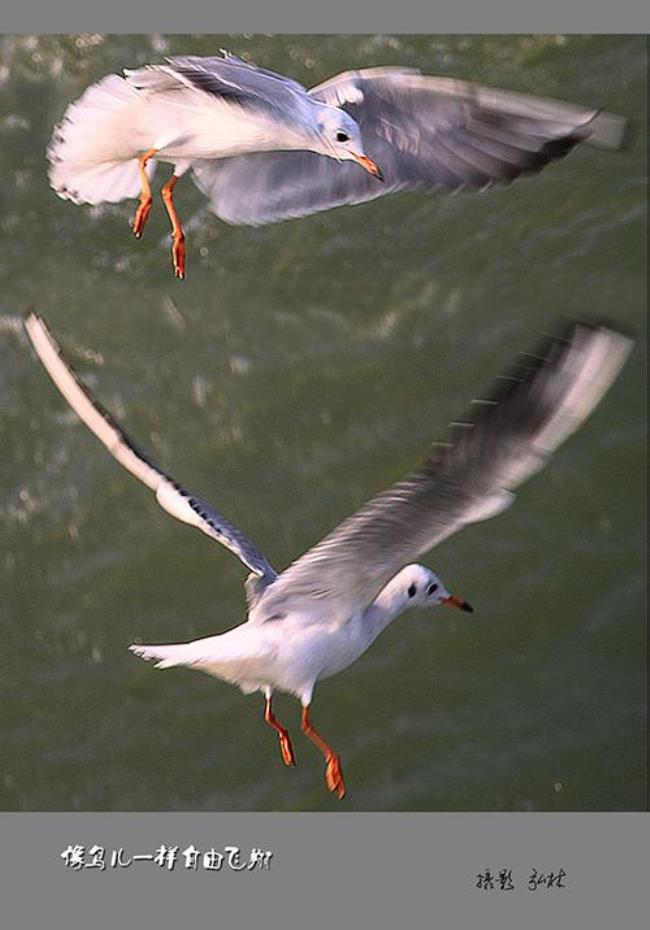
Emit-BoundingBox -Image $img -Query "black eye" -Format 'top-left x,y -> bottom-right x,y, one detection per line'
427,583 -> 439,595
336,131 -> 349,143
408,583 -> 417,598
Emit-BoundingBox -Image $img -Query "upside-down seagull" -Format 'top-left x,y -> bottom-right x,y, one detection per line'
24,313 -> 631,798
48,51 -> 626,278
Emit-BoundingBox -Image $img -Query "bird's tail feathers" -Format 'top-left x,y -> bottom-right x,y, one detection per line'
48,74 -> 155,205
129,633 -> 273,688
129,642 -> 186,669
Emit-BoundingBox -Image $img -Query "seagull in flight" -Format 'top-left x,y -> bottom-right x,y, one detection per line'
48,51 -> 625,277
24,313 -> 631,798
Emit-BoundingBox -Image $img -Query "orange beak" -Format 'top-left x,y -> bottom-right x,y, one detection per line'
352,152 -> 384,181
442,594 -> 474,614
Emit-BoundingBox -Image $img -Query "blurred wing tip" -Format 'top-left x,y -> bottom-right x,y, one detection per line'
562,317 -> 632,364
532,318 -> 633,358
24,308 -> 42,325
577,318 -> 635,344
441,320 -> 632,458
24,311 -> 56,356
585,110 -> 628,150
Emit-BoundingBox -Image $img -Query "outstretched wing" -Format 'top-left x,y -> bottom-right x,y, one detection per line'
191,66 -> 625,226
24,313 -> 277,587
254,323 -> 631,624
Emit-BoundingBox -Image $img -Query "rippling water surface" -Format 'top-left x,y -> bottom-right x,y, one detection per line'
0,34 -> 646,811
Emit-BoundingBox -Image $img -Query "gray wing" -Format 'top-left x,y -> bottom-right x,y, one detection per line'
190,67 -> 625,226
125,51 -> 309,122
24,313 -> 277,588
255,323 -> 631,624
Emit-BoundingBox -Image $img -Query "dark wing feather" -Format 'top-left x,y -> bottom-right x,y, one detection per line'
125,52 -> 310,122
255,323 -> 631,624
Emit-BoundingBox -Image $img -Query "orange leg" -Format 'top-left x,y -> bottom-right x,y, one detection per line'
132,148 -> 158,238
301,705 -> 346,799
264,695 -> 296,767
161,173 -> 186,280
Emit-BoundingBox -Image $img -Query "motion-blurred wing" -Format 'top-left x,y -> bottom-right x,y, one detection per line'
24,313 -> 277,586
255,323 -> 631,624
192,67 -> 625,225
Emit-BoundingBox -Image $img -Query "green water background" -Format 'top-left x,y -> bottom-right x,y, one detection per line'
0,34 -> 646,810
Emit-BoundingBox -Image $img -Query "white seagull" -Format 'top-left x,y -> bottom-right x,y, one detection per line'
48,51 -> 625,278
25,313 -> 631,798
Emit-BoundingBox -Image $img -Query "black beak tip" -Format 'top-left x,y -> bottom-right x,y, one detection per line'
461,602 -> 474,614
376,169 -> 385,183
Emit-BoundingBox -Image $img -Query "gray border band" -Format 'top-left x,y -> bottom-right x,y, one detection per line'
3,0 -> 650,33
1,812 -> 649,929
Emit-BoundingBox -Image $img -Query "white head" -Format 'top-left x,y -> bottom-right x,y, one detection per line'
313,106 -> 384,180
389,564 -> 473,614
